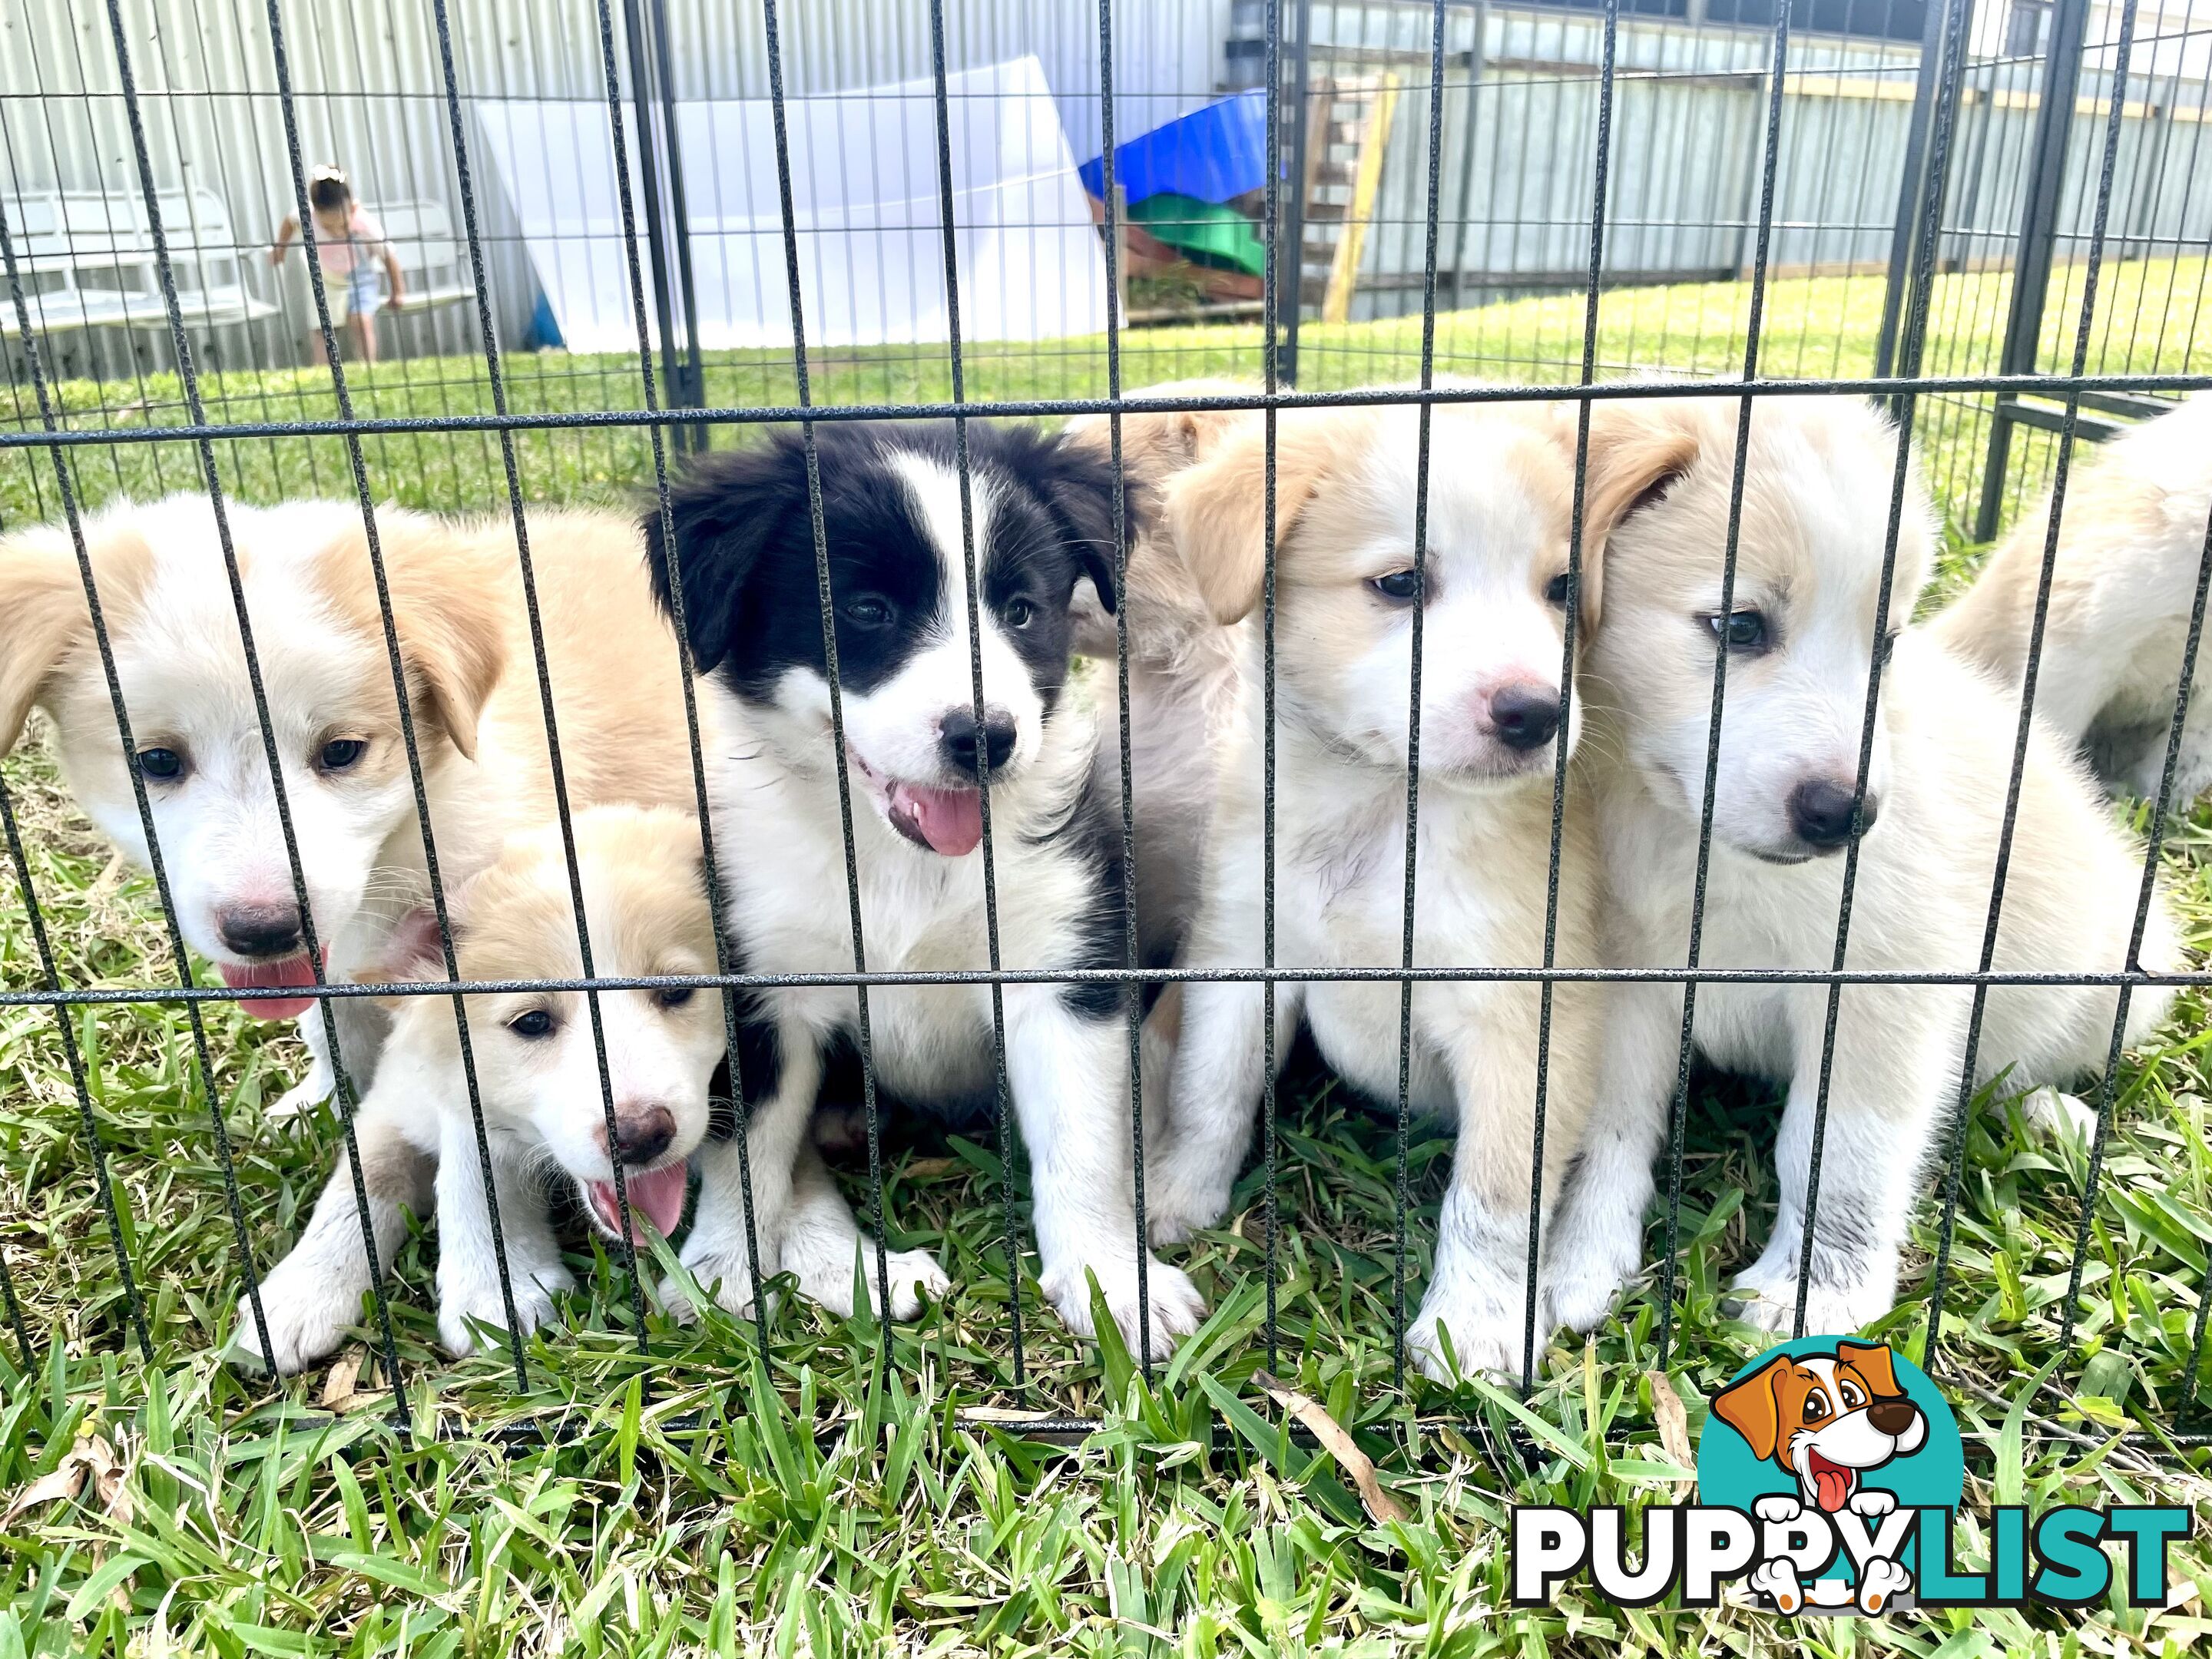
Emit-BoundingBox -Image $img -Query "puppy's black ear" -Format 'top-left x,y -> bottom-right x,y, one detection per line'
643,435 -> 806,674
1038,431 -> 1131,614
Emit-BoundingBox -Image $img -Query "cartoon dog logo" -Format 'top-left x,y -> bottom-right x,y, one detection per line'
1711,1339 -> 1927,1515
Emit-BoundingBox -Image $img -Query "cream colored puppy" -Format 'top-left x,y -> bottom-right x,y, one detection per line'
1542,394 -> 2181,1339
0,495 -> 702,1115
1933,393 -> 2212,800
236,806 -> 941,1371
1144,396 -> 1608,1380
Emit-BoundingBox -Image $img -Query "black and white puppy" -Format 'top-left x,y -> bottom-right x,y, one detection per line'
646,422 -> 1206,1356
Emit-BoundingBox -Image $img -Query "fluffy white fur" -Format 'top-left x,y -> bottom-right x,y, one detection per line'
1934,392 -> 2212,801
1541,393 -> 2182,1338
1136,395 -> 1610,1380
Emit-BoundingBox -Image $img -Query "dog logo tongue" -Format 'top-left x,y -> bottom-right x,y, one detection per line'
888,781 -> 984,856
1810,1452 -> 1855,1512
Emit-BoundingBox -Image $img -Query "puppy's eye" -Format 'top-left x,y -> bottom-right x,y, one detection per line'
1370,569 -> 1422,603
1544,572 -> 1572,608
1706,610 -> 1768,651
1839,1381 -> 1866,1408
656,986 -> 694,1009
317,737 -> 368,773
507,1008 -> 556,1039
1802,1389 -> 1830,1423
1003,598 -> 1036,629
136,747 -> 187,782
1879,628 -> 1902,664
840,597 -> 892,628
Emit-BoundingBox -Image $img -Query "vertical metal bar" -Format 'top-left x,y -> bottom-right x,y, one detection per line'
1975,0 -> 2091,542
1875,0 -> 1956,382
621,0 -> 685,447
1527,0 -> 1620,1396
1260,0 -> 1283,1377
926,0 -> 1050,1371
649,0 -> 706,442
260,0 -> 532,1389
1926,0 -> 2145,1376
1096,0 -> 1153,1380
1389,0 -> 1449,1395
1448,1 -> 1489,316
1275,0 -> 1314,386
756,0 -> 904,1373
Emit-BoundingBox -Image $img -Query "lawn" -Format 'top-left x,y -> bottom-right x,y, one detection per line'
4,263 -> 2212,1653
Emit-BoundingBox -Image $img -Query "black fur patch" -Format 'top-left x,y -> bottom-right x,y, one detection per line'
644,422 -> 1125,713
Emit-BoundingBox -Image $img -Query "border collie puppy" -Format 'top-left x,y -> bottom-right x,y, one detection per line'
647,422 -> 1207,1356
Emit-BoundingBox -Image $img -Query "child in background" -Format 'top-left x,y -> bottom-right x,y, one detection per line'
270,164 -> 404,363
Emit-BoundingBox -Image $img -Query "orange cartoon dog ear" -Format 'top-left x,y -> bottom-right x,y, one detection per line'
1711,1356 -> 1790,1462
1836,1340 -> 1902,1399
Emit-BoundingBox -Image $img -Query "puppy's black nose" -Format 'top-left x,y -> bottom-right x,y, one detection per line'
218,902 -> 303,959
939,707 -> 1017,777
1789,777 -> 1875,848
1489,684 -> 1562,752
1866,1398 -> 1919,1437
609,1104 -> 676,1167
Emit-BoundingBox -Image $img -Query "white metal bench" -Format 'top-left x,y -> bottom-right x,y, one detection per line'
0,187 -> 277,336
363,199 -> 477,313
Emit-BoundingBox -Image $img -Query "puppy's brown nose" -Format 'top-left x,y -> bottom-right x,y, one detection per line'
1866,1397 -> 1919,1437
218,901 -> 303,959
606,1104 -> 676,1167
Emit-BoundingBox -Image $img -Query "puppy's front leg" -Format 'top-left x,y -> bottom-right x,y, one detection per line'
268,1012 -> 337,1121
434,1114 -> 571,1358
1407,985 -> 1593,1382
1730,985 -> 1954,1334
779,1142 -> 951,1320
233,1095 -> 435,1374
1147,978 -> 1296,1244
1540,979 -> 1683,1334
1005,985 -> 1207,1358
671,1022 -> 819,1320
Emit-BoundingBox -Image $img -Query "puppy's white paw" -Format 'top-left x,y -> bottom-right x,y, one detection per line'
232,1263 -> 363,1376
1849,1488 -> 1896,1518
1748,1558 -> 1804,1614
1043,1256 -> 1207,1361
438,1262 -> 571,1359
1856,1555 -> 1912,1614
2018,1085 -> 2100,1144
1139,1160 -> 1232,1248
881,1247 -> 952,1320
267,1063 -> 335,1122
1406,1277 -> 1528,1383
1753,1494 -> 1803,1524
1541,1212 -> 1645,1335
663,1240 -> 780,1324
1727,1247 -> 1895,1338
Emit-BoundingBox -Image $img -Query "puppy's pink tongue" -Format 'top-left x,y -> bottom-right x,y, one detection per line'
1811,1462 -> 1853,1513
887,781 -> 983,856
591,1162 -> 690,1245
217,952 -> 322,1021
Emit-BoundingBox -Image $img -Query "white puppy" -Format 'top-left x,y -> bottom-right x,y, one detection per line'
1541,394 -> 2181,1338
1934,393 -> 2212,801
1142,397 -> 1609,1380
236,806 -> 937,1372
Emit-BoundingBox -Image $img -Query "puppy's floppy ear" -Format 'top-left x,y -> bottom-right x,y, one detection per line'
644,434 -> 811,674
371,903 -> 455,986
1836,1340 -> 1903,1399
0,526 -> 92,753
1710,1355 -> 1790,1463
1160,412 -> 1337,626
1030,428 -> 1127,615
1581,399 -> 1701,568
376,520 -> 507,763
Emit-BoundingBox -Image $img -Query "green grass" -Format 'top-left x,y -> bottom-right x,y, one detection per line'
5,263 -> 2212,1652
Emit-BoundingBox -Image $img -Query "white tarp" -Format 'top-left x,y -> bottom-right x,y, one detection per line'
474,56 -> 1107,352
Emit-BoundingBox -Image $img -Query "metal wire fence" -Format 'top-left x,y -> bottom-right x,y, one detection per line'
1,0 -> 2210,1444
